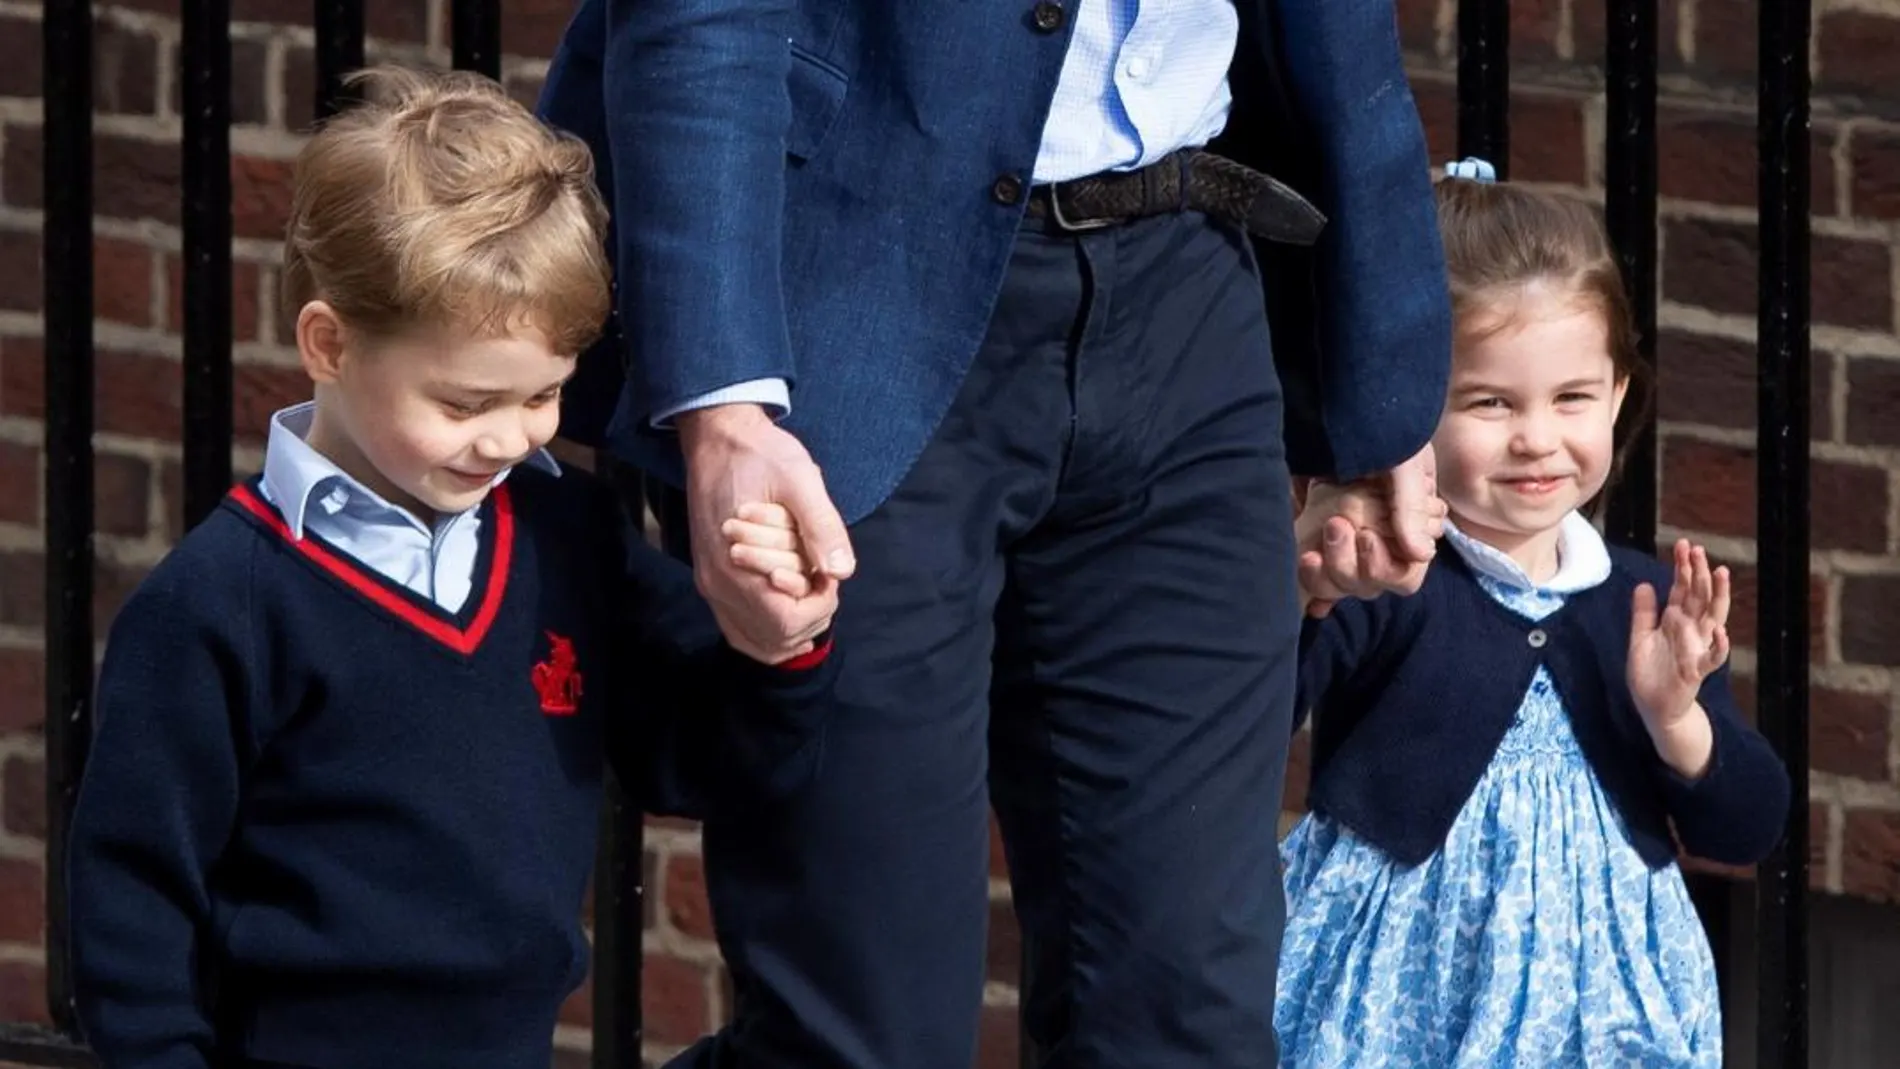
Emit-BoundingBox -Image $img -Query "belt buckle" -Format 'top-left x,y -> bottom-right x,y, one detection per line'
1046,182 -> 1115,233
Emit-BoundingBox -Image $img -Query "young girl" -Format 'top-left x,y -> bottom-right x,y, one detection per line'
1275,161 -> 1791,1068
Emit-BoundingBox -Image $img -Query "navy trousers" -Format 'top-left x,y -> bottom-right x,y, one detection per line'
668,210 -> 1303,1069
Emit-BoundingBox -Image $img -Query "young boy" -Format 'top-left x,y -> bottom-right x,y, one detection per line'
67,66 -> 838,1069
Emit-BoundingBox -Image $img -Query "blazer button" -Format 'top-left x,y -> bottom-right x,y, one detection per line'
1032,1 -> 1065,32
992,174 -> 1025,206
1527,628 -> 1549,648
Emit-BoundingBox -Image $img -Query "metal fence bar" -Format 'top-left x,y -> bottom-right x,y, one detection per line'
1601,0 -> 1659,554
1455,0 -> 1510,174
181,0 -> 234,527
450,0 -> 502,81
314,0 -> 366,119
1755,0 -> 1813,1061
40,0 -> 96,1044
594,460 -> 650,1067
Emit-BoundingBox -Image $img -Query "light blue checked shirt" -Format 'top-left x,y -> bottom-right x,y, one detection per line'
658,0 -> 1236,424
258,402 -> 561,612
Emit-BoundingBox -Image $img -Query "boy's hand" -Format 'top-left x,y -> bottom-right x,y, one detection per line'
721,503 -> 834,605
1628,539 -> 1729,778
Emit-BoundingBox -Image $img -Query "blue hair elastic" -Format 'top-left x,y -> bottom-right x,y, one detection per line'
1444,157 -> 1498,183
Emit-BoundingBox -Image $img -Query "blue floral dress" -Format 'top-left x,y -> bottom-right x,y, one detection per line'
1275,515 -> 1722,1068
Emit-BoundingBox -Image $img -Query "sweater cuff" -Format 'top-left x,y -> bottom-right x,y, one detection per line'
1657,706 -> 1737,801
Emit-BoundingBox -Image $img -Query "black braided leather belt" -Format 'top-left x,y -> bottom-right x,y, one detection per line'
1025,149 -> 1326,246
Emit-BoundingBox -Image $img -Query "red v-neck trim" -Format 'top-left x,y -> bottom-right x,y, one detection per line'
229,482 -> 515,655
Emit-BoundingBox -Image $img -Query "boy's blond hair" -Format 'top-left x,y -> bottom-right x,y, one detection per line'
282,65 -> 610,355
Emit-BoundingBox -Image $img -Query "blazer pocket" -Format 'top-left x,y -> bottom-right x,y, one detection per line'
785,44 -> 848,162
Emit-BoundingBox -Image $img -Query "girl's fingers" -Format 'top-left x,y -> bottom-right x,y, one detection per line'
767,567 -> 814,599
730,542 -> 809,579
734,501 -> 797,530
1709,565 -> 1731,631
721,517 -> 801,554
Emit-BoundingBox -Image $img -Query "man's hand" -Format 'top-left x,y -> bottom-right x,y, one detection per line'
1294,443 -> 1446,617
677,404 -> 855,663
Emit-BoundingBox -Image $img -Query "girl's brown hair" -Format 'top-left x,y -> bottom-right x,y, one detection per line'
281,65 -> 611,355
1434,176 -> 1654,515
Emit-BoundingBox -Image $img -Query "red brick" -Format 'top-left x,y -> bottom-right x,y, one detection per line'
641,953 -> 712,1047
4,756 -> 43,839
97,350 -> 181,441
0,552 -> 40,628
988,811 -> 1009,879
1664,219 -> 1892,331
282,47 -> 318,134
559,967 -> 592,1028
229,38 -> 271,127
0,856 -> 42,945
1507,93 -> 1587,185
167,258 -> 263,346
1655,330 -> 1831,439
96,133 -> 184,226
160,458 -> 185,543
1850,127 -> 1900,221
1812,803 -> 1830,887
1395,0 -> 1442,58
1662,438 -> 1885,553
987,898 -> 1020,985
0,17 -> 41,99
229,0 -> 308,25
0,229 -> 38,314
1814,235 -> 1895,332
1846,357 -> 1900,449
1819,11 -> 1900,103
0,961 -> 47,1024
0,440 -> 34,526
94,18 -> 160,118
1841,809 -> 1900,903
94,557 -> 149,635
663,851 -> 714,941
0,648 -> 42,732
1811,687 -> 1891,782
1691,0 -> 1757,84
1725,564 -> 1827,661
1508,0 -> 1564,66
96,236 -> 153,327
0,124 -> 36,209
1842,575 -> 1900,667
1411,79 -> 1456,173
504,0 -> 584,61
232,155 -> 296,242
977,1003 -> 1022,1069
235,362 -> 311,444
0,336 -> 42,420
1657,109 -> 1837,216
95,452 -> 151,538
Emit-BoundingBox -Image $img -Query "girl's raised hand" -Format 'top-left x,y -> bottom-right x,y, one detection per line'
1627,539 -> 1731,735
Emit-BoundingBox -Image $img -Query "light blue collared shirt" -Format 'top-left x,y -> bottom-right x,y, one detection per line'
257,402 -> 562,613
664,2 -> 1235,424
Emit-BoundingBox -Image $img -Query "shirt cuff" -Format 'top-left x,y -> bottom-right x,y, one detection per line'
649,378 -> 791,428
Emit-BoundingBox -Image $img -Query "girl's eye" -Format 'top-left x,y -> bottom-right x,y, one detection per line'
525,388 -> 562,409
1468,397 -> 1507,411
442,399 -> 487,418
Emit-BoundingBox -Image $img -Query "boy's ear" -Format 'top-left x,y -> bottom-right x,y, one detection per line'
296,301 -> 349,385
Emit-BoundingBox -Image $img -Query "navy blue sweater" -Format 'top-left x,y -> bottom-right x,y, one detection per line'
68,466 -> 837,1069
1296,542 -> 1790,869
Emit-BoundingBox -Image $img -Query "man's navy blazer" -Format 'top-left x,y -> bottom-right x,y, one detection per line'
538,0 -> 1453,522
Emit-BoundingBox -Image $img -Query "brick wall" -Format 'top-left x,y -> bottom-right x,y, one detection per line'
0,0 -> 1895,1065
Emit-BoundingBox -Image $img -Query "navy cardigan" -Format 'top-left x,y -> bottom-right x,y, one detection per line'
1295,542 -> 1791,868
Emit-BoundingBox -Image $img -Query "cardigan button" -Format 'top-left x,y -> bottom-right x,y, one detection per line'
1527,628 -> 1549,648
